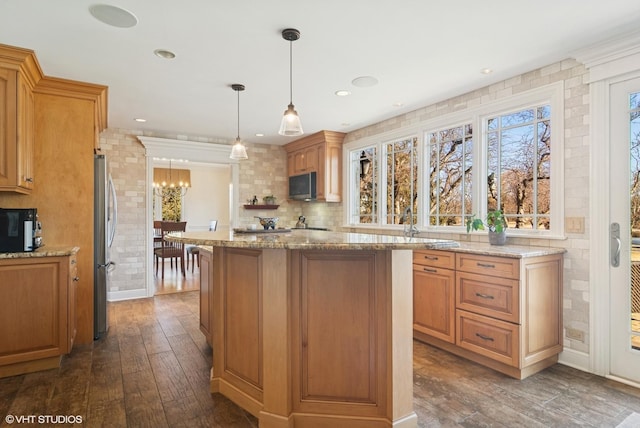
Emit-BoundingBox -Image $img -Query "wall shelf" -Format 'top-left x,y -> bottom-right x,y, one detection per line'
243,204 -> 279,210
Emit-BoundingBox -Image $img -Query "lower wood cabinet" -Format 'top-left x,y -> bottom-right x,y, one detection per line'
198,246 -> 213,347
413,250 -> 563,379
0,252 -> 78,378
413,250 -> 455,343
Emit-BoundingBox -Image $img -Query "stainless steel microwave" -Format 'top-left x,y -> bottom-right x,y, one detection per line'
288,172 -> 317,201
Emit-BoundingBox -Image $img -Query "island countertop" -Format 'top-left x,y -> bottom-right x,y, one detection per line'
165,228 -> 460,250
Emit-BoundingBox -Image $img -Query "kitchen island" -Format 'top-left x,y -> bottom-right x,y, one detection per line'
166,229 -> 458,428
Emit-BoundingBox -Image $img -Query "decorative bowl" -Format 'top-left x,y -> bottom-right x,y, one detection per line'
255,216 -> 279,230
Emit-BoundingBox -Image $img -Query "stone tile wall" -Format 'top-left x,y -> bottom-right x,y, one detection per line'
340,59 -> 591,355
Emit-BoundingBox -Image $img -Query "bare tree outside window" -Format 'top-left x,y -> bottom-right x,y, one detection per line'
487,105 -> 551,229
630,92 -> 640,233
351,147 -> 378,224
386,137 -> 418,225
428,124 -> 473,226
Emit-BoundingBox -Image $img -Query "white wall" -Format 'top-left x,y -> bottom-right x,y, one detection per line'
183,164 -> 230,230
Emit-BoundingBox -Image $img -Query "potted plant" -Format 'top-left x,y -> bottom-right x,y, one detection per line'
263,195 -> 277,205
466,210 -> 508,245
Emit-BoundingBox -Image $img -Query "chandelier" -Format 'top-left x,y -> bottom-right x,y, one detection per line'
153,159 -> 191,197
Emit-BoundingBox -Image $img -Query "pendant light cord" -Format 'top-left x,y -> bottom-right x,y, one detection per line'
289,40 -> 293,105
237,88 -> 240,139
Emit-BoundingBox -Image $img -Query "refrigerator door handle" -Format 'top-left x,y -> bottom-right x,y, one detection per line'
108,174 -> 118,248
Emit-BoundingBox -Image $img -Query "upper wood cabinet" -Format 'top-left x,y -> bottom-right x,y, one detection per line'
284,130 -> 346,202
0,45 -> 42,194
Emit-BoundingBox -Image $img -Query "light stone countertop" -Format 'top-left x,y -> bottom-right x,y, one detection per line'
0,246 -> 79,259
166,229 -> 460,251
446,241 -> 567,258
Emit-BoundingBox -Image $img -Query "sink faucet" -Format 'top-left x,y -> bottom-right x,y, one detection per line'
401,206 -> 419,237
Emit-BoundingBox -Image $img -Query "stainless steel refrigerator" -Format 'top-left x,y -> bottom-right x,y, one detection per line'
94,152 -> 117,339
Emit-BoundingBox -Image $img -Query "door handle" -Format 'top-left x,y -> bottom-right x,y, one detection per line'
611,222 -> 621,268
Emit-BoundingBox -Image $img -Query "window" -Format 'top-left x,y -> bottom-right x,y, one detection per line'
427,124 -> 473,226
487,105 -> 551,230
346,83 -> 562,236
385,137 -> 418,225
350,147 -> 378,224
153,188 -> 183,221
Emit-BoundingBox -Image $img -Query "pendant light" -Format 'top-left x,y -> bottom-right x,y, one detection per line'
278,28 -> 303,136
230,83 -> 248,160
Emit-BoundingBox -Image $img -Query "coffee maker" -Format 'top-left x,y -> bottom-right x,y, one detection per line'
0,208 -> 43,252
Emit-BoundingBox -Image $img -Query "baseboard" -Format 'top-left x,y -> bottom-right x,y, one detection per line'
107,288 -> 148,301
557,347 -> 590,372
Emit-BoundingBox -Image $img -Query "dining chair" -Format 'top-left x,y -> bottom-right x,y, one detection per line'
186,220 -> 217,272
154,221 -> 187,278
153,220 -> 163,249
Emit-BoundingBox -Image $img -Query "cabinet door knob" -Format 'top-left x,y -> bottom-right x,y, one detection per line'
25,177 -> 34,183
73,276 -> 80,282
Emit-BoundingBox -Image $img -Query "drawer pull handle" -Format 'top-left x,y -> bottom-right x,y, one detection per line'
424,255 -> 438,261
475,293 -> 494,300
422,267 -> 437,273
475,333 -> 494,342
477,262 -> 496,268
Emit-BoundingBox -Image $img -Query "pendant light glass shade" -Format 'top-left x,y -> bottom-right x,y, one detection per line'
230,137 -> 248,160
229,84 -> 248,160
278,28 -> 303,137
279,103 -> 303,136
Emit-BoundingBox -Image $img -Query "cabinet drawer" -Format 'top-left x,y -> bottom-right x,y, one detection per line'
456,253 -> 519,279
456,310 -> 519,367
413,250 -> 455,269
456,271 -> 519,323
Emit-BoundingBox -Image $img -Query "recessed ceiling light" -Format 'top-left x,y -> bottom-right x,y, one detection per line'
392,102 -> 404,108
89,4 -> 138,28
341,122 -> 351,127
154,49 -> 176,59
481,68 -> 493,74
351,76 -> 379,87
335,90 -> 351,97
255,133 -> 264,137
134,118 -> 146,122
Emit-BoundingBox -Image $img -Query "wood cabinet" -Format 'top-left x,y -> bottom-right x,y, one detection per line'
67,254 -> 78,352
413,250 -> 456,343
0,45 -> 42,194
0,45 -> 107,346
413,250 -> 563,379
0,252 -> 78,378
284,130 -> 345,202
199,246 -> 213,346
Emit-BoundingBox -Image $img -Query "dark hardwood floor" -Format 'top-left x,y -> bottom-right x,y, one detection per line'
1,291 -> 640,427
154,253 -> 200,295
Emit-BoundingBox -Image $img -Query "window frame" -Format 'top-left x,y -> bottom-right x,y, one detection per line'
343,82 -> 565,238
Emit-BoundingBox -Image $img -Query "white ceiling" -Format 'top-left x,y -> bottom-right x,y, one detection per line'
2,1 -> 640,146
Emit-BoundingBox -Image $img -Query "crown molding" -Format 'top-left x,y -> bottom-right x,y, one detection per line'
572,29 -> 640,82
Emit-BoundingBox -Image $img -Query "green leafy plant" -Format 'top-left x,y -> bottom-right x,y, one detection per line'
466,210 -> 507,233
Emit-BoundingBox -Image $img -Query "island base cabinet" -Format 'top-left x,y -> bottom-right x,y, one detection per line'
209,247 -> 417,427
198,246 -> 213,346
0,254 -> 76,378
